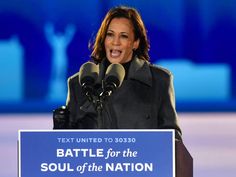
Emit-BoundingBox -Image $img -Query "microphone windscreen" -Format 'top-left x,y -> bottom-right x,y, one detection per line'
105,63 -> 125,88
79,62 -> 99,86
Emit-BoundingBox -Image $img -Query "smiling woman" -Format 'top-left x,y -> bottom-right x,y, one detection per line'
58,6 -> 182,141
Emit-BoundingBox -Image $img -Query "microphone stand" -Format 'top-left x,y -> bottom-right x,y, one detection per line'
94,81 -> 106,129
94,80 -> 115,129
83,86 -> 104,129
85,81 -> 116,129
95,97 -> 104,129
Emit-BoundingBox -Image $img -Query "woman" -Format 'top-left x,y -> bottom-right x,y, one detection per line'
65,6 -> 182,140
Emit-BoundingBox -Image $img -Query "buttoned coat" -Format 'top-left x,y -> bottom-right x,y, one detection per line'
66,57 -> 182,140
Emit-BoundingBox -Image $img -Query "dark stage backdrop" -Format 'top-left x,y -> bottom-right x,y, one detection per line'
0,0 -> 235,112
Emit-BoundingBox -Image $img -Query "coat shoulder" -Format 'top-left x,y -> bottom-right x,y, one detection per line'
68,72 -> 80,83
149,63 -> 173,79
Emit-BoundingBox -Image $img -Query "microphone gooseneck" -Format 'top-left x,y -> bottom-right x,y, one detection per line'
78,61 -> 125,129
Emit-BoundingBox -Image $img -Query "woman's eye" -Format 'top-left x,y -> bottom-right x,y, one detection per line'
121,34 -> 128,38
106,32 -> 113,37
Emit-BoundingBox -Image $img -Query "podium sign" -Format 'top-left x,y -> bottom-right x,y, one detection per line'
18,130 -> 175,177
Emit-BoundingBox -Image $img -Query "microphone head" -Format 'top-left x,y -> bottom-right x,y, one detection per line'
79,62 -> 99,86
105,63 -> 125,88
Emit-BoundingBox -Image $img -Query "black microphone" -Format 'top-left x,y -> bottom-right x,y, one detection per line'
103,63 -> 125,96
79,62 -> 99,99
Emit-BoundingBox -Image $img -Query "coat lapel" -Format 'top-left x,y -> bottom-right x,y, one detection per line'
128,57 -> 152,87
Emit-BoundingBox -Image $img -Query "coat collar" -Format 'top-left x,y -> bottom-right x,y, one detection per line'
98,56 -> 152,87
127,56 -> 152,87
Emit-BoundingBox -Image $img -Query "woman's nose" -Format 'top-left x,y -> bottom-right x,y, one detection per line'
112,36 -> 121,45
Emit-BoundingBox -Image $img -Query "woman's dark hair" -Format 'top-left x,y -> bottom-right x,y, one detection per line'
90,6 -> 150,62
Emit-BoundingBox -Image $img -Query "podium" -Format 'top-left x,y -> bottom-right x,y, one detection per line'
176,140 -> 193,177
18,130 -> 193,177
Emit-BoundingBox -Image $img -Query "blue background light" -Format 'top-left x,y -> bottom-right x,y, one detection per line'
0,0 -> 236,112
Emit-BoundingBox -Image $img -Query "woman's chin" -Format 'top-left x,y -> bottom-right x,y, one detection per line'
107,57 -> 122,64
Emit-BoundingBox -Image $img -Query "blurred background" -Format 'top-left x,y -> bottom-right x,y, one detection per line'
0,0 -> 236,177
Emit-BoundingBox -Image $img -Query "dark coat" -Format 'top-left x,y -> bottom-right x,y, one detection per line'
66,57 -> 182,140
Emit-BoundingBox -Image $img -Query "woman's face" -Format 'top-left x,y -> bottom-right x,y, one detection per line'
104,18 -> 140,64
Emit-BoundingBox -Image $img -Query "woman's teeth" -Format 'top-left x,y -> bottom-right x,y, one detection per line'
111,50 -> 121,57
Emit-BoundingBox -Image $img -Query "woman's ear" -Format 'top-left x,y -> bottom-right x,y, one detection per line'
133,39 -> 140,50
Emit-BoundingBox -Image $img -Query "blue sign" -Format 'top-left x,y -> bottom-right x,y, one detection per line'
18,130 -> 175,177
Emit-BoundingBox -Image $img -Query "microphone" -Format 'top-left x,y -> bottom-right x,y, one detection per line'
78,62 -> 99,99
103,63 -> 125,96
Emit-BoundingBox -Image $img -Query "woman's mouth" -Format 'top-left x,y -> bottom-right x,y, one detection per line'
110,49 -> 122,58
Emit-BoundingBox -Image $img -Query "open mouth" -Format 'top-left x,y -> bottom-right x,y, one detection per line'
110,49 -> 122,58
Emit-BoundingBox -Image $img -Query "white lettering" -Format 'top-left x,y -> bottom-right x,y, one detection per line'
40,163 -> 74,172
56,148 -> 104,157
106,163 -> 153,172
